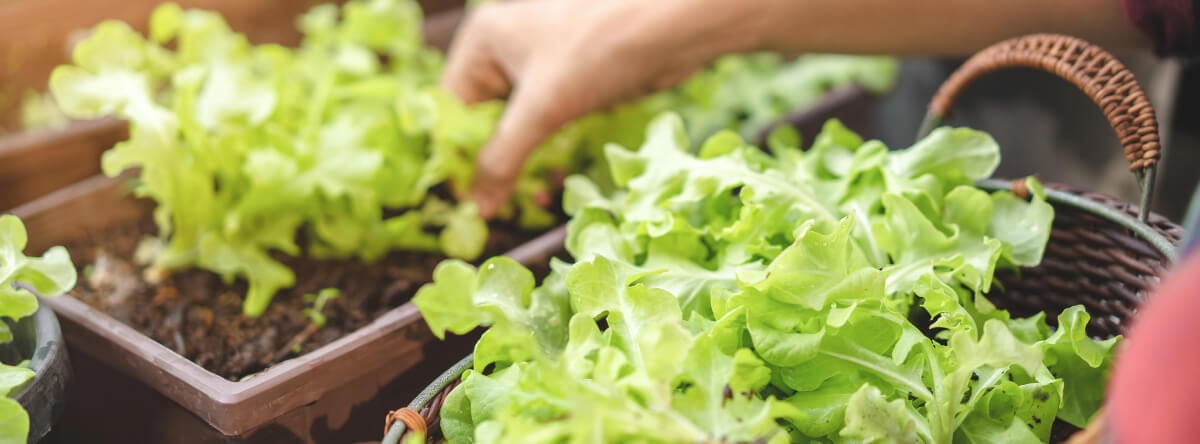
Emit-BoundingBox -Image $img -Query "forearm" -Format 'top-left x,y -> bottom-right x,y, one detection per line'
741,0 -> 1151,57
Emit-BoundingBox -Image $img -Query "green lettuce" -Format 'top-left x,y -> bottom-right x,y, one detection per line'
51,0 -> 494,317
415,115 -> 1115,443
48,0 -> 897,317
0,215 -> 78,443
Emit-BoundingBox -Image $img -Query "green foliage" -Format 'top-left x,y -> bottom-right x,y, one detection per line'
415,116 -> 1114,443
301,288 -> 340,327
49,0 -> 896,317
0,215 -> 77,443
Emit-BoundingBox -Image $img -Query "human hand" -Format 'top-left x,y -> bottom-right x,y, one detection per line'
441,0 -> 767,217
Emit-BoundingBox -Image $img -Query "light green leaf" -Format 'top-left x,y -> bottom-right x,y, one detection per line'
0,397 -> 29,444
887,127 -> 1000,182
0,288 -> 38,325
1042,305 -> 1118,427
840,384 -> 926,443
439,203 -> 489,261
955,415 -> 1042,444
148,3 -> 183,43
0,365 -> 34,398
412,260 -> 484,339
674,335 -> 795,443
989,177 -> 1055,266
0,216 -> 77,321
782,377 -> 857,438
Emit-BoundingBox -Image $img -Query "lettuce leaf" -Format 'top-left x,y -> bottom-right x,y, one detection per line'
0,216 -> 76,325
0,215 -> 78,444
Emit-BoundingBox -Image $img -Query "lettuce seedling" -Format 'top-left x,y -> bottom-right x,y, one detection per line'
0,215 -> 77,442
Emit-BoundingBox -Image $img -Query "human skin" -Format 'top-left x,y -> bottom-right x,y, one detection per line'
442,0 -> 1150,217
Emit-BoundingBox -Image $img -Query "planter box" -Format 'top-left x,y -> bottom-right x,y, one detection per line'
0,119 -> 129,212
12,174 -> 566,443
0,0 -> 465,211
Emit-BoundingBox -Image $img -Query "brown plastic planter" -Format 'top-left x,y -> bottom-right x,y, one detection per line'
0,119 -> 128,211
11,174 -> 565,443
0,0 -> 465,211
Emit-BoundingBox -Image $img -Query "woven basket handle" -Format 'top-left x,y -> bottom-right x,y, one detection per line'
916,33 -> 1160,222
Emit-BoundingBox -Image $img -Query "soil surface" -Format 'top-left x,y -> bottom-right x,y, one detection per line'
65,216 -> 543,381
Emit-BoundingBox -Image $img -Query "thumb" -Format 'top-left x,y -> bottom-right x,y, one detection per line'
471,83 -> 565,219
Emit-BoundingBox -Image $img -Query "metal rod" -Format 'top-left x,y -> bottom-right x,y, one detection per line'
1137,167 -> 1157,223
916,113 -> 941,141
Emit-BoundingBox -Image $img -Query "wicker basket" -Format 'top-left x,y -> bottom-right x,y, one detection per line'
382,34 -> 1183,444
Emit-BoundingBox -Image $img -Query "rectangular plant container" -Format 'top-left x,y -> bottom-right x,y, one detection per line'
14,174 -> 566,443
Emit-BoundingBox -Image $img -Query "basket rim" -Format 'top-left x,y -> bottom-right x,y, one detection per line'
381,353 -> 471,442
408,353 -> 473,412
977,178 -> 1176,260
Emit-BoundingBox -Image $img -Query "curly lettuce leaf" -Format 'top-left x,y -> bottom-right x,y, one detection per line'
0,216 -> 77,444
0,397 -> 29,444
416,255 -> 798,443
0,216 -> 77,324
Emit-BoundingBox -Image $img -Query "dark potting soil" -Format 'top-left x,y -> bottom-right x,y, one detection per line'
66,216 -> 540,381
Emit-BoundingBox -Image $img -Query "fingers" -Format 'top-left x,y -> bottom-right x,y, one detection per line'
444,0 -> 681,218
467,55 -> 677,219
470,82 -> 566,218
441,45 -> 511,104
440,10 -> 513,104
441,4 -> 545,218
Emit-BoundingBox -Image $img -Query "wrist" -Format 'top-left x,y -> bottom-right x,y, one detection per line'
671,0 -> 772,56
601,0 -> 769,68
748,0 -> 791,54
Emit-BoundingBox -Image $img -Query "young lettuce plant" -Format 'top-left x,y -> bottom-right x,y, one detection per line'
48,0 -> 898,319
532,52 -> 897,199
49,0 -> 498,317
0,215 -> 77,442
413,115 -> 1115,443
